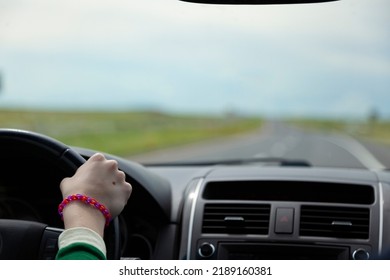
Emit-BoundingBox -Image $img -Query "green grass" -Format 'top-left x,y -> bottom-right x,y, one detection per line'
289,118 -> 390,145
0,109 -> 262,156
355,121 -> 390,145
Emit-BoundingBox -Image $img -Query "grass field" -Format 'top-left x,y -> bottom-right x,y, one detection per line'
289,118 -> 390,145
0,109 -> 262,156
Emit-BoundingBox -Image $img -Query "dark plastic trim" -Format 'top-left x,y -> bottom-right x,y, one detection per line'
180,0 -> 338,4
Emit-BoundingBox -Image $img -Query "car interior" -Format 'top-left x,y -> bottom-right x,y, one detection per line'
0,0 -> 389,261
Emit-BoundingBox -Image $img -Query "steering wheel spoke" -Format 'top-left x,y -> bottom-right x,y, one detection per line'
0,219 -> 46,259
39,226 -> 63,260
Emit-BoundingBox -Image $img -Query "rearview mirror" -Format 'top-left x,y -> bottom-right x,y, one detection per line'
180,0 -> 338,4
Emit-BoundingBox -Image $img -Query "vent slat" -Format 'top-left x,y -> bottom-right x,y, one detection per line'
300,206 -> 370,239
300,216 -> 369,222
202,203 -> 270,235
300,222 -> 369,228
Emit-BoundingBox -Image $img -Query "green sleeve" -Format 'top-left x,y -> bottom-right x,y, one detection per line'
55,242 -> 107,260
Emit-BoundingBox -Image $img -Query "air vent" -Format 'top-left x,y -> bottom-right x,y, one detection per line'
300,206 -> 370,239
202,203 -> 270,235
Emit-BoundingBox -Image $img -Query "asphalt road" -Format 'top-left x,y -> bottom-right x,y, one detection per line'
130,121 -> 390,170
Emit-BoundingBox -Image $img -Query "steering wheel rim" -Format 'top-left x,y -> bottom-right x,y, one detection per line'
0,128 -> 120,259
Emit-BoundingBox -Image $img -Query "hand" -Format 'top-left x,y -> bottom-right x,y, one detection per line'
59,153 -> 132,236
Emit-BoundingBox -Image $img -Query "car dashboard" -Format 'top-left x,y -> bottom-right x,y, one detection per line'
1,145 -> 389,260
172,166 -> 388,260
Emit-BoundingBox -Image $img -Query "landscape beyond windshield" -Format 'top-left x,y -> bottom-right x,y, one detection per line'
0,0 -> 389,169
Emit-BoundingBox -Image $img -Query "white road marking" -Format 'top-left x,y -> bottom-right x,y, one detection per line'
326,135 -> 385,170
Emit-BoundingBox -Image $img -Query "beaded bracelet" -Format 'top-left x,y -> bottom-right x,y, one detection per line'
58,194 -> 112,227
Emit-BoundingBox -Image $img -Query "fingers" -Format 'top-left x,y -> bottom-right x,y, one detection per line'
107,159 -> 119,171
90,153 -> 119,170
62,152 -> 132,196
90,153 -> 131,193
115,169 -> 132,198
89,152 -> 106,161
117,169 -> 126,182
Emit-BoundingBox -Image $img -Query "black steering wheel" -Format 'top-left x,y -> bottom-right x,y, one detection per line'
0,129 -> 120,259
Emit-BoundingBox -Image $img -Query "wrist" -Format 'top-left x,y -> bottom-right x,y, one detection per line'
59,193 -> 112,225
61,201 -> 106,237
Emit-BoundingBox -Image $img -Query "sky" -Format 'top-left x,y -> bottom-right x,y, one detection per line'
0,0 -> 389,119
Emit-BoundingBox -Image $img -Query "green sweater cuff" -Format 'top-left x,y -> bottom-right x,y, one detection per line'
56,242 -> 107,260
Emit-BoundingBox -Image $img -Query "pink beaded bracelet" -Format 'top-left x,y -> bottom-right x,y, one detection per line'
58,194 -> 112,227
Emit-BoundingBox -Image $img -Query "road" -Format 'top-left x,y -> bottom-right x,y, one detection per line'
130,121 -> 390,170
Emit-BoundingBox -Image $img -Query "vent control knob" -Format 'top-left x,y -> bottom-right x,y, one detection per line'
198,242 -> 215,258
352,249 -> 370,260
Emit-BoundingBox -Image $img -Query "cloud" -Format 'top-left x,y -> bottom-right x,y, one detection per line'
0,0 -> 389,118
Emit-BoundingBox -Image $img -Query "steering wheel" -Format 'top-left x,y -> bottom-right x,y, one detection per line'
0,129 -> 120,260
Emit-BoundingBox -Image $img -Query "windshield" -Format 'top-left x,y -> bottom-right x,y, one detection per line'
0,0 -> 389,169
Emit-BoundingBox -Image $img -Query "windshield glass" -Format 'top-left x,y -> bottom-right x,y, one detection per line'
0,0 -> 389,169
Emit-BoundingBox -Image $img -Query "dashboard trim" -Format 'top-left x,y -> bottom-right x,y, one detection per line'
186,177 -> 204,260
378,181 -> 384,255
